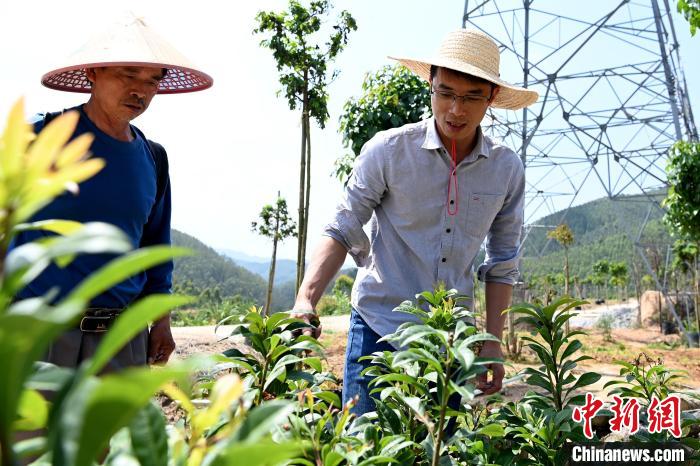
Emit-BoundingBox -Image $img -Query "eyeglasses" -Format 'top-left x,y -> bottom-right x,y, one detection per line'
430,88 -> 493,106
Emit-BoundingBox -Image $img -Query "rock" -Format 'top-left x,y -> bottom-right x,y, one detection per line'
601,425 -> 646,442
684,410 -> 700,437
679,391 -> 700,412
592,412 -> 612,438
639,290 -> 695,329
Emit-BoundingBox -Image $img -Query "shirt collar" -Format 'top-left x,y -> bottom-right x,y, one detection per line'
421,117 -> 491,159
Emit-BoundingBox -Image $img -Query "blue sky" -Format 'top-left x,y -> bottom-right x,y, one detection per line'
0,0 -> 697,261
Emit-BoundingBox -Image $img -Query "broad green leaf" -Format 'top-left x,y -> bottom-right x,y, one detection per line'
288,339 -> 323,353
454,344 -> 475,371
525,373 -> 554,393
206,440 -> 304,466
397,325 -> 445,347
313,391 -> 341,408
0,301 -> 84,446
231,400 -> 294,442
324,450 -> 346,466
269,344 -> 290,362
84,294 -> 193,376
395,394 -> 427,423
461,333 -> 501,347
25,363 -> 74,392
302,356 -> 322,372
12,219 -> 84,235
376,401 -> 402,434
477,423 -> 506,438
0,98 -> 32,177
449,380 -> 476,401
13,389 -> 48,431
565,372 -> 602,395
54,365 -> 187,466
266,311 -> 291,331
129,401 -> 168,466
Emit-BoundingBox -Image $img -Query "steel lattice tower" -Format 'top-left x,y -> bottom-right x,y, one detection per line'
463,0 -> 696,228
462,0 -> 697,340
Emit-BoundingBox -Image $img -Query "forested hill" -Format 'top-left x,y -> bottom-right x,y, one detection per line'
171,229 -> 356,312
520,193 -> 671,279
171,229 -> 267,304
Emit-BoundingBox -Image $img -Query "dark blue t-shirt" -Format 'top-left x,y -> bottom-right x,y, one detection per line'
11,105 -> 172,308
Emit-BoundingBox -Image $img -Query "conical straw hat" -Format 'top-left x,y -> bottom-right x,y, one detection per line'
390,29 -> 538,110
41,14 -> 213,94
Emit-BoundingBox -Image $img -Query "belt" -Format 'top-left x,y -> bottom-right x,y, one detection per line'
78,308 -> 124,333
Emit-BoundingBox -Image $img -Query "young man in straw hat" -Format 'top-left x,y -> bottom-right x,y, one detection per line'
10,15 -> 212,372
293,29 -> 538,415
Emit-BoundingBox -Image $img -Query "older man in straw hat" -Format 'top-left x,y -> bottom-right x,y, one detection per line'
292,29 -> 538,415
10,15 -> 212,372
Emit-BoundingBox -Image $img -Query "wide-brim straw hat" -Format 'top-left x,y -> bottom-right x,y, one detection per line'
390,29 -> 538,110
41,14 -> 213,94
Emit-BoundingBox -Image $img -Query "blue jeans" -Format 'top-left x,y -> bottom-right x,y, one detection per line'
342,308 -> 394,416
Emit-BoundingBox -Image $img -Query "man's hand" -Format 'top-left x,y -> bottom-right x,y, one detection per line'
148,315 -> 176,365
476,341 -> 505,395
289,310 -> 322,339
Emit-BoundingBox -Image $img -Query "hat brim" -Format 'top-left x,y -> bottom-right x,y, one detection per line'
389,56 -> 538,110
41,61 -> 213,94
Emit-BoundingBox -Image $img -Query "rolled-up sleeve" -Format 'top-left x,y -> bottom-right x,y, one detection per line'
477,158 -> 525,285
324,136 -> 387,267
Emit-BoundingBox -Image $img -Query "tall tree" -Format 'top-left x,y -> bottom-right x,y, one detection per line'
254,0 -> 357,291
678,0 -> 700,36
547,223 -> 575,297
336,64 -> 432,185
664,141 -> 700,240
664,140 -> 700,345
548,223 -> 574,336
609,261 -> 629,300
251,193 -> 297,315
593,259 -> 611,299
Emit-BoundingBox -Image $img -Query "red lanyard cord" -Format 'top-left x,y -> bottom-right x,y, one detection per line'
447,139 -> 459,216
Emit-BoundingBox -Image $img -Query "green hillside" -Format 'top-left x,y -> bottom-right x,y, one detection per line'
171,229 -> 266,305
520,193 -> 672,280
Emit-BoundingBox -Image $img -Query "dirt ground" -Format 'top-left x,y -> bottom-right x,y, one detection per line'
171,314 -> 700,403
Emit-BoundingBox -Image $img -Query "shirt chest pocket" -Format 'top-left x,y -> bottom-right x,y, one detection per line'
464,192 -> 506,240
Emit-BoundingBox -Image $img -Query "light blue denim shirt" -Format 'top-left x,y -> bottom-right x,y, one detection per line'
324,117 -> 525,338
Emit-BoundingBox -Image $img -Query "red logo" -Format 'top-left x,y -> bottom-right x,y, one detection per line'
572,393 -> 604,439
647,394 -> 682,438
572,393 -> 683,439
609,395 -> 641,435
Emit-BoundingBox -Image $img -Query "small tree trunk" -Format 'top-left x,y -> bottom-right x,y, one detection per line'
296,76 -> 309,293
658,289 -> 663,333
266,237 -> 278,316
564,249 -> 570,334
265,207 -> 281,317
300,114 -> 311,286
633,263 -> 642,326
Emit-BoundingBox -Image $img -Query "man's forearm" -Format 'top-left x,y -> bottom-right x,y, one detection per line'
294,236 -> 348,311
153,312 -> 171,327
484,281 -> 513,340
